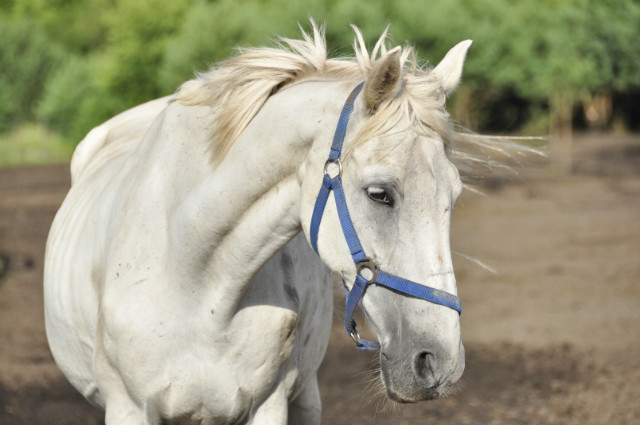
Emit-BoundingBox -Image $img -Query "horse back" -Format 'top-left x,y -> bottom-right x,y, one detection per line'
70,97 -> 171,185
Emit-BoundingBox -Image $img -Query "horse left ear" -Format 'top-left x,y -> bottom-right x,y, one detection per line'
432,40 -> 473,97
363,47 -> 401,114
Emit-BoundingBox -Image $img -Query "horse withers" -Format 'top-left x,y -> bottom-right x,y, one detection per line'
44,23 -> 470,424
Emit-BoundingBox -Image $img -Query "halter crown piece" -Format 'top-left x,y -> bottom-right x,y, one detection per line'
310,82 -> 462,351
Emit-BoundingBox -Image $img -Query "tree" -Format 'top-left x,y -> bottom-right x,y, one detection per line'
0,19 -> 64,131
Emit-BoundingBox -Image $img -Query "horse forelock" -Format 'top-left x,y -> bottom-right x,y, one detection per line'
173,20 -> 453,165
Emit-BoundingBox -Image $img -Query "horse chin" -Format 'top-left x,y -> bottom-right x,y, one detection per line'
380,366 -> 455,403
383,382 -> 451,403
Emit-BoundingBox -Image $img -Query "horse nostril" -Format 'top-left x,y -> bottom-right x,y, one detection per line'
415,351 -> 436,380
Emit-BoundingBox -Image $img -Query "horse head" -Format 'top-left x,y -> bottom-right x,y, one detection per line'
301,38 -> 472,403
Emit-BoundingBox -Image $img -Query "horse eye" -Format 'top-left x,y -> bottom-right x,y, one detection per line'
366,187 -> 394,207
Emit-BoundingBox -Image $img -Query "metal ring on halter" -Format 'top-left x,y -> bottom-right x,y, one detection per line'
349,329 -> 363,347
356,257 -> 378,284
323,159 -> 342,179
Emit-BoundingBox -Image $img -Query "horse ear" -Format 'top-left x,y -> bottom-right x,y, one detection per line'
363,47 -> 401,114
432,40 -> 472,97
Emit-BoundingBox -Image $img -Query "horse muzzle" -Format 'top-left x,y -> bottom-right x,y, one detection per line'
380,340 -> 465,402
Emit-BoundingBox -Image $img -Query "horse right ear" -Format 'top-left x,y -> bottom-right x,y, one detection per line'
363,47 -> 402,114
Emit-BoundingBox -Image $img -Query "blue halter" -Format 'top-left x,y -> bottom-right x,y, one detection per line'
310,82 -> 462,351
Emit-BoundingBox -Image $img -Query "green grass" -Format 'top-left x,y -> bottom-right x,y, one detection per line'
0,123 -> 75,168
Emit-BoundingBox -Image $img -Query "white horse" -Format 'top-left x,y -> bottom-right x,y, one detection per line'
44,23 -> 472,424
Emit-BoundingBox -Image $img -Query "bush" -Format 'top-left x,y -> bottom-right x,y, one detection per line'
5,0 -> 640,153
159,0 -> 300,93
96,0 -> 190,106
38,56 -> 127,143
0,19 -> 64,131
37,57 -> 93,136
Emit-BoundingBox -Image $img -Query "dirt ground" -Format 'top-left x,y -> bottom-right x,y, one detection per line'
0,134 -> 638,425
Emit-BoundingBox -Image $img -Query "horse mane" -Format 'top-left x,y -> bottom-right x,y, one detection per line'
174,20 -> 540,177
174,21 -> 451,161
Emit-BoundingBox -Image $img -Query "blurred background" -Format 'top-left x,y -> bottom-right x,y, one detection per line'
1,0 -> 639,165
0,0 -> 639,424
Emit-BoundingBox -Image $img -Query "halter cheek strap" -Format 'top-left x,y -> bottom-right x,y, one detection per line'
310,82 -> 462,351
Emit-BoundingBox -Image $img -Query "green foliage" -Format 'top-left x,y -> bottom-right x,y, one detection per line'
2,0 -> 640,167
0,19 -> 64,131
37,57 -> 93,136
37,56 -> 127,143
386,0 -> 640,132
95,0 -> 189,106
11,0 -> 110,54
159,0 -> 297,93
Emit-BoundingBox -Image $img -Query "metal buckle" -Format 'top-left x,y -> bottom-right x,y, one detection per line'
323,159 -> 342,179
349,329 -> 364,347
356,257 -> 378,284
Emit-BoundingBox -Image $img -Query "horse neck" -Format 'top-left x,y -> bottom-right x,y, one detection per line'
172,79 -> 352,321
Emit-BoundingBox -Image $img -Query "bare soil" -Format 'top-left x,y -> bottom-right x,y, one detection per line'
1,134 -> 639,425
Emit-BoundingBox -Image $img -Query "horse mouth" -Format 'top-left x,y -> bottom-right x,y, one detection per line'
379,353 -> 457,403
383,380 -> 451,403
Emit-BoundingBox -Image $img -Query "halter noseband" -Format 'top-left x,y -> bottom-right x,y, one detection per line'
309,82 -> 462,351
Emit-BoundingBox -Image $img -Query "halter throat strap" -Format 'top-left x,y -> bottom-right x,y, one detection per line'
309,82 -> 462,351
